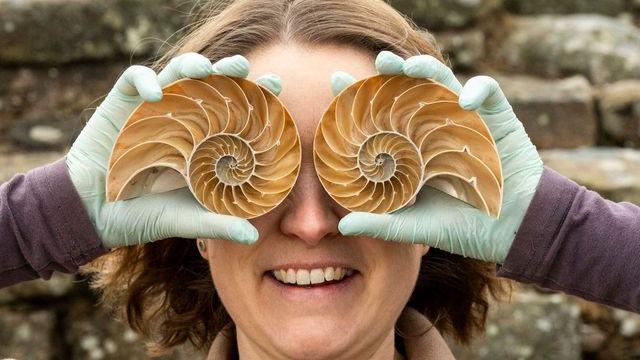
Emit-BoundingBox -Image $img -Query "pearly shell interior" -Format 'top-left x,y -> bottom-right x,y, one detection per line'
106,75 -> 301,219
313,75 -> 503,218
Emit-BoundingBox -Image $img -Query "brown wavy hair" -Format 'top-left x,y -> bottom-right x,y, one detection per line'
82,0 -> 507,356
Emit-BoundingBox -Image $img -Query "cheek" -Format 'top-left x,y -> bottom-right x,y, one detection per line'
205,240 -> 257,314
365,241 -> 424,309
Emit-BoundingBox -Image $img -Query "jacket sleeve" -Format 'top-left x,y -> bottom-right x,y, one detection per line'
497,166 -> 640,312
0,157 -> 109,289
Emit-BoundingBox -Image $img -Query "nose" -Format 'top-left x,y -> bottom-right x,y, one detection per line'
280,162 -> 341,247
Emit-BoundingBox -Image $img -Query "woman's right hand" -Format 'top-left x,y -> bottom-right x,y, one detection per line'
65,53 -> 281,248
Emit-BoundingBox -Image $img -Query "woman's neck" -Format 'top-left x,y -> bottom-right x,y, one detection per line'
394,349 -> 407,360
233,326 -> 402,359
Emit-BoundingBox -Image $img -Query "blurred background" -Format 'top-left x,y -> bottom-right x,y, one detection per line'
1,0 -> 640,358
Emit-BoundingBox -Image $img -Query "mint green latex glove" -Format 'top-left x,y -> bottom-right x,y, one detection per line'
333,51 -> 544,263
66,53 -> 281,248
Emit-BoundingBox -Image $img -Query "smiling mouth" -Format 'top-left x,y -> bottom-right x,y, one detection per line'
268,267 -> 357,287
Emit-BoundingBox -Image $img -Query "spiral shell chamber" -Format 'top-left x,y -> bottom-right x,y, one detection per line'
106,74 -> 301,219
313,74 -> 503,218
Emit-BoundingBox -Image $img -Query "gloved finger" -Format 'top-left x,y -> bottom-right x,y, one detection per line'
331,71 -> 357,96
255,73 -> 282,95
402,55 -> 463,93
375,51 -> 405,75
212,55 -> 250,78
458,75 -> 511,114
158,52 -> 214,87
159,210 -> 259,245
126,188 -> 259,245
93,65 -> 162,134
110,65 -> 162,102
338,212 -> 401,242
459,76 -> 521,142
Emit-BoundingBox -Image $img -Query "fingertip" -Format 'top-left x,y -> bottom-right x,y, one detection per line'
230,219 -> 259,244
375,51 -> 404,75
403,55 -> 463,93
338,212 -> 372,235
331,71 -> 356,96
402,56 -> 428,78
213,55 -> 250,78
145,88 -> 163,102
256,73 -> 282,95
458,94 -> 479,110
459,76 -> 490,110
181,52 -> 214,78
137,76 -> 163,102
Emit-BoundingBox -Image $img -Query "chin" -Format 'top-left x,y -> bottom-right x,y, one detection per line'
268,319 -> 355,360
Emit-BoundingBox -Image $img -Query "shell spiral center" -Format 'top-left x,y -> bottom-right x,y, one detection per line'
191,134 -> 255,187
358,132 -> 421,185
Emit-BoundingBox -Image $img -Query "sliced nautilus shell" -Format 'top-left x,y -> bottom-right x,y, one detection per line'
106,75 -> 301,219
313,75 -> 503,218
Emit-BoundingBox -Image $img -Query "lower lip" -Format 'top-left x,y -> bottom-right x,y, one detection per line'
264,272 -> 360,302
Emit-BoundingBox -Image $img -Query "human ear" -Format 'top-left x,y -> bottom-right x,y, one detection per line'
196,238 -> 208,259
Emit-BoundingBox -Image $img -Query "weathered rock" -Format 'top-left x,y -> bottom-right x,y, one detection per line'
503,0 -> 625,16
495,15 -> 640,84
613,309 -> 640,338
581,323 -> 606,352
598,80 -> 640,147
0,0 -> 191,64
0,63 -> 127,141
0,151 -> 65,182
390,0 -> 499,30
541,147 -> 640,204
0,308 -> 55,359
436,29 -> 485,71
9,117 -> 80,151
0,273 -> 74,304
493,74 -> 596,149
65,298 -> 201,359
448,289 -> 582,359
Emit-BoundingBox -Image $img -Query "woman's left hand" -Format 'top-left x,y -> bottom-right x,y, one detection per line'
332,51 -> 544,263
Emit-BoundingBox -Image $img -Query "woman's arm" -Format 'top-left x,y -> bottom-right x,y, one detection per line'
336,51 -> 640,313
0,53 -> 283,289
0,158 -> 108,289
498,166 -> 640,312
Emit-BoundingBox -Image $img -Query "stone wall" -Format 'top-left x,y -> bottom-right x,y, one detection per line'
2,0 -> 640,358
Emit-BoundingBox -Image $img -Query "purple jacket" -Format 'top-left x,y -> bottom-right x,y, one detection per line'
2,157 -> 640,312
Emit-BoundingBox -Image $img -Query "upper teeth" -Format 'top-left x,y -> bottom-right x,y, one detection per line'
272,267 -> 355,285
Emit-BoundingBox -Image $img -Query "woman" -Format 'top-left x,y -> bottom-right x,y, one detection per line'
2,0 -> 638,358
80,1 -> 505,358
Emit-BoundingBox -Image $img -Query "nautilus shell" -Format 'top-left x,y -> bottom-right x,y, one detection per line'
106,75 -> 301,219
313,75 -> 503,218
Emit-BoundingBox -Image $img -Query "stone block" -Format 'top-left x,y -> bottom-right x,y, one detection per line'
493,74 -> 596,149
503,0 -> 626,16
0,63 -> 126,144
0,151 -> 65,182
0,308 -> 55,360
436,29 -> 485,71
448,289 -> 582,359
598,80 -> 640,147
389,0 -> 499,30
495,15 -> 640,84
540,147 -> 640,204
0,0 -> 190,64
0,273 -> 74,304
65,298 -> 200,359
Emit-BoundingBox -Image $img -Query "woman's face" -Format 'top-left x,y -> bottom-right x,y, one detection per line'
199,42 -> 429,360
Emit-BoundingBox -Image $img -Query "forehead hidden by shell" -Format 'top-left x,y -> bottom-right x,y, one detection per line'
246,42 -> 378,147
